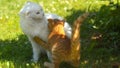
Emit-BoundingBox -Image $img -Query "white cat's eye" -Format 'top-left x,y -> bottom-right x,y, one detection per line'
36,12 -> 40,14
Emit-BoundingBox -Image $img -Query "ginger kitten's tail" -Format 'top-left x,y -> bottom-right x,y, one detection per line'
71,13 -> 89,64
71,13 -> 89,43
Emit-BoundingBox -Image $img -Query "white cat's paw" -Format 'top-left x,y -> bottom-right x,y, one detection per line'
31,59 -> 38,63
44,62 -> 54,68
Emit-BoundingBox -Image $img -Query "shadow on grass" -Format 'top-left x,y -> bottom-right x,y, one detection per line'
0,34 -> 74,68
65,5 -> 120,67
0,34 -> 47,68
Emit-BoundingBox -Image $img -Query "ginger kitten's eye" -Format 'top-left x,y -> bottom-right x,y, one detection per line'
36,12 -> 40,14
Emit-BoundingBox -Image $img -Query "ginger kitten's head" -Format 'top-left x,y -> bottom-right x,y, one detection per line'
48,19 -> 65,31
19,1 -> 44,20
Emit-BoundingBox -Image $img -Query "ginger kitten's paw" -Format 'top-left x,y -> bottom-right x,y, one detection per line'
44,62 -> 54,68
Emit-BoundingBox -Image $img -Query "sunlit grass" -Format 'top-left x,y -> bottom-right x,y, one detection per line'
0,61 -> 42,68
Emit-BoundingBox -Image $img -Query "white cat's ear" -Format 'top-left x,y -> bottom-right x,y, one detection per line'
26,1 -> 32,4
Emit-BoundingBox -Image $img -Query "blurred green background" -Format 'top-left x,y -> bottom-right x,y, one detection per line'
0,0 -> 120,68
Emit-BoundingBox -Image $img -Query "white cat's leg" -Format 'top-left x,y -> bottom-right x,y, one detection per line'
30,41 -> 41,63
46,51 -> 52,62
28,37 -> 45,63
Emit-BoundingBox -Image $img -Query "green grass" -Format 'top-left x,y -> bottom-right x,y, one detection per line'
0,0 -> 120,68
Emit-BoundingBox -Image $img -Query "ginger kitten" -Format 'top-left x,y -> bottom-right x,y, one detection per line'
33,13 -> 89,68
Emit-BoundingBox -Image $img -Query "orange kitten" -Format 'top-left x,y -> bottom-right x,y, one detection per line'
33,13 -> 89,68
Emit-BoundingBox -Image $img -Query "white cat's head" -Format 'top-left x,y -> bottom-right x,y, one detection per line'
19,1 -> 45,20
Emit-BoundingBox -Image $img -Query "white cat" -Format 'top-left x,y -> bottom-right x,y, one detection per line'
19,1 -> 72,63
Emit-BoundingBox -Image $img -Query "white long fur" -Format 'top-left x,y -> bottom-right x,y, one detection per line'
19,1 -> 71,63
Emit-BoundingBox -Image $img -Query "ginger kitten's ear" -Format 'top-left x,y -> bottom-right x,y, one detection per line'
61,19 -> 65,26
54,19 -> 65,26
54,19 -> 65,22
48,19 -> 53,23
62,19 -> 65,23
48,19 -> 54,25
48,19 -> 54,29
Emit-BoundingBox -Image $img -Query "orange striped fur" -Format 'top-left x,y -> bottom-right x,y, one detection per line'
33,13 -> 89,68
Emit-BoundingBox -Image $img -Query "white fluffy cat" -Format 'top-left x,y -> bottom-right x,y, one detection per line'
19,1 -> 71,63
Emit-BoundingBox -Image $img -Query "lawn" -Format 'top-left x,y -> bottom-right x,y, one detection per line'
0,0 -> 120,68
